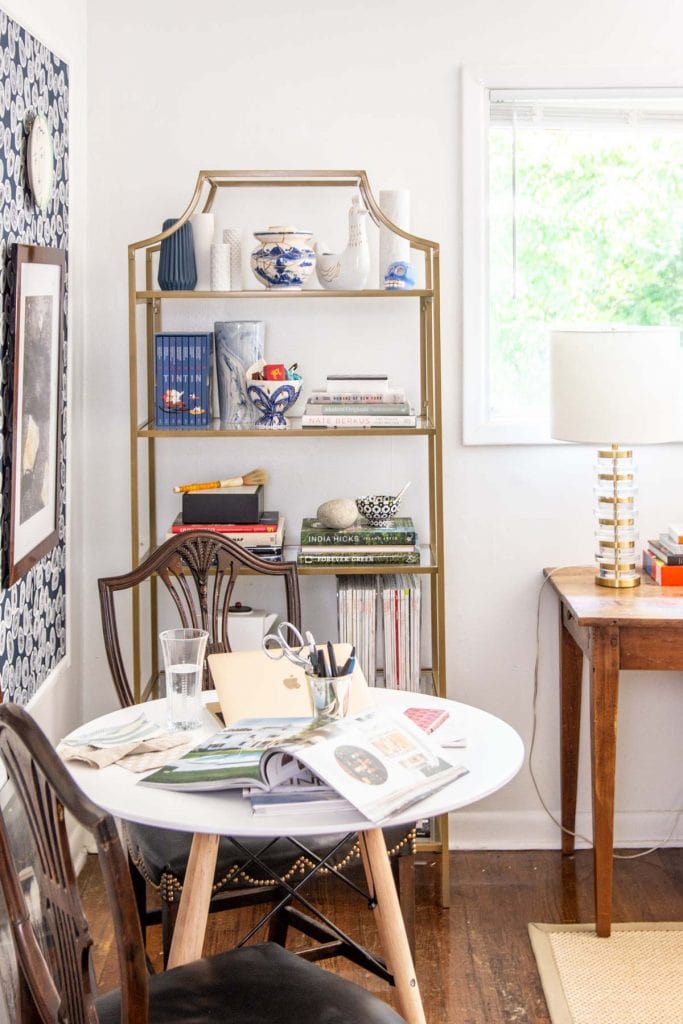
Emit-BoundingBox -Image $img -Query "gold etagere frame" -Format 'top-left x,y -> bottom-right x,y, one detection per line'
127,170 -> 448,903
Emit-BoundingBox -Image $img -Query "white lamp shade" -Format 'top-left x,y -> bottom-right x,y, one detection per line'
550,327 -> 682,444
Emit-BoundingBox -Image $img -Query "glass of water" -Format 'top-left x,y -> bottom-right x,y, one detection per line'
159,627 -> 209,731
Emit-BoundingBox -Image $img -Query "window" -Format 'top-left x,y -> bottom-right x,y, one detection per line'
462,68 -> 683,444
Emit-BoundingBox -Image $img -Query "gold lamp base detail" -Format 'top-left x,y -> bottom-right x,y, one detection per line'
594,445 -> 641,588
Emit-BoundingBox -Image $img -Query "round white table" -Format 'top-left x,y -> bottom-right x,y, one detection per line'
67,689 -> 523,1024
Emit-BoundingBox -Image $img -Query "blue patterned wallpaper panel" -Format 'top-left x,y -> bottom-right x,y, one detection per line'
0,10 -> 68,703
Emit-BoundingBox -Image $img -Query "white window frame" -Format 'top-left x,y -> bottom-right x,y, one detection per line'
461,65 -> 683,445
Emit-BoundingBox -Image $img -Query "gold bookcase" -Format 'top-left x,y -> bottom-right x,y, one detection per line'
127,169 -> 449,903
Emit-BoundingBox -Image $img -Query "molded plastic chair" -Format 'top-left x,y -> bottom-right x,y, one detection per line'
97,530 -> 416,970
0,702 -> 405,1024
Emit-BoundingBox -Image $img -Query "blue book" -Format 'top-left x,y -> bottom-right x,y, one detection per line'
154,332 -> 213,428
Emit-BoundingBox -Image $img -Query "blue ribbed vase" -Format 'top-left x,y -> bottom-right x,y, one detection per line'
158,217 -> 197,291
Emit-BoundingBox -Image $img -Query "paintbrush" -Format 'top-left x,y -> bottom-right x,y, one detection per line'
173,468 -> 268,494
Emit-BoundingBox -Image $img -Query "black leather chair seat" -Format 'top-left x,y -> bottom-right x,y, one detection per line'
95,941 -> 404,1023
125,820 -> 416,903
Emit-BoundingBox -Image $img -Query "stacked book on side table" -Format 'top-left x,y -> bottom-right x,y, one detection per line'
301,374 -> 416,428
642,523 -> 683,585
297,515 -> 420,567
167,483 -> 285,562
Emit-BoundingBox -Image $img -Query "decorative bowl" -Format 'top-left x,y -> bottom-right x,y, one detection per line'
250,225 -> 316,290
355,494 -> 401,527
246,375 -> 303,428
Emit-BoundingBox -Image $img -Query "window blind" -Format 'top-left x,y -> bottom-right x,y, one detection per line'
489,89 -> 683,130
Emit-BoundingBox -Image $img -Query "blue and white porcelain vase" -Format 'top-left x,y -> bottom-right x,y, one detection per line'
158,218 -> 197,291
214,321 -> 265,427
250,225 -> 316,289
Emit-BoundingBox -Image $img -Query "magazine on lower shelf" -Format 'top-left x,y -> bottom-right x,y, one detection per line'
139,708 -> 468,823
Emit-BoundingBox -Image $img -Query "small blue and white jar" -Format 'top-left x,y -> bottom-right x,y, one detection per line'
384,259 -> 416,291
251,225 -> 316,289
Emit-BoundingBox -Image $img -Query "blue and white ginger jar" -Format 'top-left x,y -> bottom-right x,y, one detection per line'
250,225 -> 316,289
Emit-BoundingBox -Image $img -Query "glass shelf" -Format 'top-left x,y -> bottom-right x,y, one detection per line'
136,288 -> 434,301
137,416 -> 435,437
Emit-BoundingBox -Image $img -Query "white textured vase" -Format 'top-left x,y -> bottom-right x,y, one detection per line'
223,228 -> 243,291
190,213 -> 215,290
210,243 -> 231,291
214,320 -> 265,426
379,189 -> 410,287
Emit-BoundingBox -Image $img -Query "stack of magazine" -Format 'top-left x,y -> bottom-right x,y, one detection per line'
337,575 -> 377,684
139,707 -> 467,823
381,575 -> 422,691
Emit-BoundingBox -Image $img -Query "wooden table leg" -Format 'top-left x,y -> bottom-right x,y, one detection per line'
359,828 -> 426,1024
560,608 -> 583,856
166,833 -> 220,968
589,625 -> 620,937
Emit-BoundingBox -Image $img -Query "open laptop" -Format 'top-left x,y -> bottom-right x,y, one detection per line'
207,643 -> 371,724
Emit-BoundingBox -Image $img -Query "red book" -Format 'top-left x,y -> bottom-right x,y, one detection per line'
169,512 -> 279,534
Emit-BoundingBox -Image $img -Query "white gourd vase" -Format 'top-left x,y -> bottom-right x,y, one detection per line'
379,189 -> 410,287
190,213 -> 215,290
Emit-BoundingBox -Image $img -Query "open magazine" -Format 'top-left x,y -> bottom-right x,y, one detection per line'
139,708 -> 468,823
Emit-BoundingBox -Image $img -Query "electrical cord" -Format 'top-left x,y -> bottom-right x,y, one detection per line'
528,567 -> 682,860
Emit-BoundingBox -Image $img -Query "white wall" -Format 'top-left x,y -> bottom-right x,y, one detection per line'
84,0 -> 683,848
4,0 -> 87,744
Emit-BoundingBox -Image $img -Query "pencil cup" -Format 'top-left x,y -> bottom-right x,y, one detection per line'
308,673 -> 352,721
160,627 -> 208,731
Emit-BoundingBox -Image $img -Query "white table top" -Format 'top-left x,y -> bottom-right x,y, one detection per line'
66,689 -> 524,837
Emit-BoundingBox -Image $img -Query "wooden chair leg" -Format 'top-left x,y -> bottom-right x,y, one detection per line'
128,853 -> 148,944
393,853 -> 416,959
161,899 -> 179,968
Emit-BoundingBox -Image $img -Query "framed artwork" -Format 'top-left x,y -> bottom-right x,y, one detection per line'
8,245 -> 65,586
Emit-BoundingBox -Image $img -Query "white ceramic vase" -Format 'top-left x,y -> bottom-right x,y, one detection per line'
210,243 -> 231,291
223,227 -> 243,291
314,196 -> 370,291
190,212 -> 215,290
379,189 -> 410,287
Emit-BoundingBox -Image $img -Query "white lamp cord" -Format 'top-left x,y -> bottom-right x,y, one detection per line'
529,568 -> 682,859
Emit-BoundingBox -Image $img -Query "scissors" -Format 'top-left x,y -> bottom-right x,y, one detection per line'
262,621 -> 318,674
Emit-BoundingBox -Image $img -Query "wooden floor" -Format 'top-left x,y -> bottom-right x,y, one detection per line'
80,847 -> 683,1024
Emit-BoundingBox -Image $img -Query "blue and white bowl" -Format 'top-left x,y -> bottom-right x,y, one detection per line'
251,225 -> 316,289
246,376 -> 303,428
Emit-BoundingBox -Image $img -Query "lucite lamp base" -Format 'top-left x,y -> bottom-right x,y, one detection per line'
594,445 -> 640,588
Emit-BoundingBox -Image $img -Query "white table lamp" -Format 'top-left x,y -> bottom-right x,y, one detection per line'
550,327 -> 681,587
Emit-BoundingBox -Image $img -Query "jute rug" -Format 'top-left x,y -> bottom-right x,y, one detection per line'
528,922 -> 683,1024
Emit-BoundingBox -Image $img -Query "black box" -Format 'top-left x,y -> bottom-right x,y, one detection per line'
182,484 -> 264,525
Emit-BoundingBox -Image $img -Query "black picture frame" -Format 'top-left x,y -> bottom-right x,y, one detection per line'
8,244 -> 65,586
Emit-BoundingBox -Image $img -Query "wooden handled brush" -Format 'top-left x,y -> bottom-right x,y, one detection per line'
173,468 -> 268,494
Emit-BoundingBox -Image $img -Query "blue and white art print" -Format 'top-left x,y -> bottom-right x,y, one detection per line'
0,9 -> 69,702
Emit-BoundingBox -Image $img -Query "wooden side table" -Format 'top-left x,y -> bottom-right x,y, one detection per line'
545,566 -> 683,936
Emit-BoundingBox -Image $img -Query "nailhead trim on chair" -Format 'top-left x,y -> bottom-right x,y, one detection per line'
131,829 -> 417,906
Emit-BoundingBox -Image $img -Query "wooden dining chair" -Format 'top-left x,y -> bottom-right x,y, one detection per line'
97,530 -> 416,971
0,701 -> 406,1024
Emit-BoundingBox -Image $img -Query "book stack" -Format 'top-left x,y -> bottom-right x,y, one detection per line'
168,511 -> 285,562
297,516 -> 420,567
380,575 -> 422,691
301,374 -> 416,428
154,332 -> 213,429
642,523 -> 683,585
337,575 -> 378,684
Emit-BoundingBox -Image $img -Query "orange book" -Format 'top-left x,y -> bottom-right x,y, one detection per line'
642,549 -> 683,586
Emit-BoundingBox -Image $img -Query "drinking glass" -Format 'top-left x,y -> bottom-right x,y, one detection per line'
159,627 -> 209,731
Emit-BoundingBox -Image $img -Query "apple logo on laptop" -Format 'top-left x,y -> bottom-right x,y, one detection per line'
283,675 -> 301,690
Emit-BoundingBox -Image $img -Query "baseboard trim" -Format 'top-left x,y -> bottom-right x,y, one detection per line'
447,809 -> 683,850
